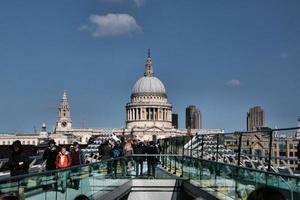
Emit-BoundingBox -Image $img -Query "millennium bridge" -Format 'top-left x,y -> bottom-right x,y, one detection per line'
0,127 -> 300,200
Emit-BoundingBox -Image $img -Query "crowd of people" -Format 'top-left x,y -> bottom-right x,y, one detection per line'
42,140 -> 85,192
98,138 -> 161,178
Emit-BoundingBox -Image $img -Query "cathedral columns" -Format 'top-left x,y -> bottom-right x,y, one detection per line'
146,108 -> 149,120
133,109 -> 136,120
129,109 -> 131,121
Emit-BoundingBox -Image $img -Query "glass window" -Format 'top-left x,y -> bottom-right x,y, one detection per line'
289,152 -> 294,157
289,144 -> 293,149
3,141 -> 5,145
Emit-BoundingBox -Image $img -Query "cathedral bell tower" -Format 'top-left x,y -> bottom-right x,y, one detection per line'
55,91 -> 72,132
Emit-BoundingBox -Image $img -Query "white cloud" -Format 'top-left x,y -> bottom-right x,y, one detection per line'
80,13 -> 141,37
133,0 -> 145,7
98,0 -> 145,7
226,79 -> 241,87
280,52 -> 288,59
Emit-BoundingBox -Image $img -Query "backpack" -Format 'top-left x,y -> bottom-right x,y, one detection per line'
112,148 -> 120,158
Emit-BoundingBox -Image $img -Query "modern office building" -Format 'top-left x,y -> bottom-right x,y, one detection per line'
247,106 -> 265,131
185,105 -> 201,129
172,113 -> 178,129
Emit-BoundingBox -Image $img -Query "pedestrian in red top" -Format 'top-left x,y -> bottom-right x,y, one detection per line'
56,146 -> 71,169
55,146 -> 71,193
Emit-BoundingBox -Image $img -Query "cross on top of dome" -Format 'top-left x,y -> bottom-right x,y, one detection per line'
144,48 -> 154,77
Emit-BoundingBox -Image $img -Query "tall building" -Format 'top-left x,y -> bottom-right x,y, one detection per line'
247,106 -> 265,131
295,117 -> 300,139
172,113 -> 178,129
186,105 -> 201,129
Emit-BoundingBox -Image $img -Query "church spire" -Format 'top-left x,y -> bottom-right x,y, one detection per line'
55,91 -> 72,132
144,48 -> 154,77
62,90 -> 67,100
148,48 -> 151,58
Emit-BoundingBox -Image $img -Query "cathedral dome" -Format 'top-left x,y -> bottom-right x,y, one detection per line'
132,76 -> 166,96
131,49 -> 167,98
126,49 -> 173,130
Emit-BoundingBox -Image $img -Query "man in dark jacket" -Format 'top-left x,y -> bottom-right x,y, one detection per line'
43,139 -> 58,171
146,141 -> 159,178
98,140 -> 112,175
8,140 -> 30,176
70,141 -> 85,190
133,140 -> 145,176
71,142 -> 85,166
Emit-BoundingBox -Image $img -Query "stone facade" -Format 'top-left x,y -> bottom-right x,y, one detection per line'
51,51 -> 224,142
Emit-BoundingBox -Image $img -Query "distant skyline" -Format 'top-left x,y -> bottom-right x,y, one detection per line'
0,0 -> 299,133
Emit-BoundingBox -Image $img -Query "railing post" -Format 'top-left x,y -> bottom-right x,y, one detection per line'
162,138 -> 165,168
201,135 -> 204,159
174,137 -> 177,174
169,137 -> 172,172
216,134 -> 219,177
216,134 -> 219,163
195,133 -> 199,177
235,132 -> 243,194
189,134 -> 193,179
268,129 -> 273,172
237,132 -> 242,167
181,137 -> 184,177
196,133 -> 199,159
190,135 -> 193,158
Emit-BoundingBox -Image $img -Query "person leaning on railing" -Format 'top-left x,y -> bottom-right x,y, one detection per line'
7,140 -> 29,176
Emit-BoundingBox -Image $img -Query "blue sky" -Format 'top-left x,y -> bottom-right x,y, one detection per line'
0,0 -> 299,133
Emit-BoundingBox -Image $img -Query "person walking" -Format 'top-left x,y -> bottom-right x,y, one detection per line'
55,146 -> 71,193
43,140 -> 58,171
42,139 -> 59,190
111,141 -> 124,177
71,142 -> 85,166
133,140 -> 146,176
124,140 -> 134,175
98,140 -> 113,175
56,146 -> 71,169
146,141 -> 159,178
7,140 -> 30,176
70,142 -> 85,190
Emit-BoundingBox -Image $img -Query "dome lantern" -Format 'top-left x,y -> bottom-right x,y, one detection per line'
131,49 -> 167,98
